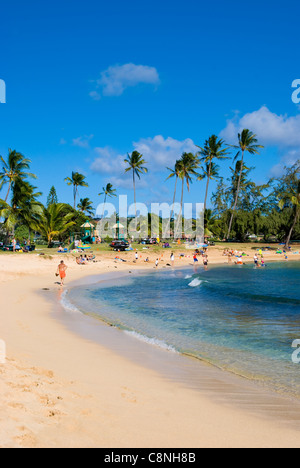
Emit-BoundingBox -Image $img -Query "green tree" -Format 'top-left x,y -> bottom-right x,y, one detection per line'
99,183 -> 117,220
37,203 -> 75,247
227,129 -> 264,239
47,186 -> 58,207
0,149 -> 37,202
174,152 -> 200,238
211,179 -> 228,217
163,160 -> 182,238
12,179 -> 43,240
197,135 -> 229,212
124,151 -> 148,222
64,172 -> 89,209
0,179 -> 42,241
278,162 -> 300,247
77,197 -> 95,217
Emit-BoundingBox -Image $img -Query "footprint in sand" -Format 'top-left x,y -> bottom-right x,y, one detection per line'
121,387 -> 137,404
14,427 -> 37,448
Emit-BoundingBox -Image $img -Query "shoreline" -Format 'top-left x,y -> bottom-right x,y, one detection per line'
57,264 -> 300,400
1,251 -> 300,447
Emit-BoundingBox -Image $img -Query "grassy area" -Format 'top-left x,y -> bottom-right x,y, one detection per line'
1,240 -> 298,258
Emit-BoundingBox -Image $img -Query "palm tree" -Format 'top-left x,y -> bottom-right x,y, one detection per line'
226,129 -> 264,239
278,167 -> 300,248
0,149 -> 37,202
163,160 -> 182,238
0,179 -> 43,240
77,198 -> 95,217
204,209 -> 220,238
99,183 -> 117,220
124,151 -> 148,220
200,161 -> 221,204
37,203 -> 75,247
197,135 -> 229,212
0,199 -> 19,241
174,152 -> 199,238
64,172 -> 89,209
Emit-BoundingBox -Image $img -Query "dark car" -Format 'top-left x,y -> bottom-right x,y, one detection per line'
110,240 -> 130,251
140,238 -> 158,245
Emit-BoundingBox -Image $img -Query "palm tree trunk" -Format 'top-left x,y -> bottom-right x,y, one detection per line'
133,171 -> 137,219
204,161 -> 212,213
227,152 -> 244,240
102,194 -> 107,220
5,181 -> 11,202
133,171 -> 137,234
285,208 -> 299,248
175,178 -> 184,239
163,177 -> 177,239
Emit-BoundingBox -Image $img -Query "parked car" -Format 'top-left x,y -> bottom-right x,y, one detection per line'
110,240 -> 130,251
140,238 -> 158,245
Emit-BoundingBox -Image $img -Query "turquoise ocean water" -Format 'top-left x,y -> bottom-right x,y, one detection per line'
67,262 -> 300,397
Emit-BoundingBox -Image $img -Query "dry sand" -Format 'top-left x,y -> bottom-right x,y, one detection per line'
1,246 -> 300,448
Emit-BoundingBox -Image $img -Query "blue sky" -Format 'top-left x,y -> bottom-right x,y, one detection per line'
1,0 -> 300,214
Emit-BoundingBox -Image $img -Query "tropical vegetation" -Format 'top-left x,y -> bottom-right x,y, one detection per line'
0,129 -> 299,248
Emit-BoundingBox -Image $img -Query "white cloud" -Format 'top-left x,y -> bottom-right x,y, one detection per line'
90,136 -> 197,179
133,135 -> 197,171
91,147 -> 127,174
91,147 -> 149,191
220,107 -> 300,176
220,106 -> 300,148
91,63 -> 160,98
89,91 -> 101,101
72,134 -> 94,149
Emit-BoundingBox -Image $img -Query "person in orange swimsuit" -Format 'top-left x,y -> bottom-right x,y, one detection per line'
57,260 -> 68,286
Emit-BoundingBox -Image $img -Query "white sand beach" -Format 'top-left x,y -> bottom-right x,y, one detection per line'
1,250 -> 300,448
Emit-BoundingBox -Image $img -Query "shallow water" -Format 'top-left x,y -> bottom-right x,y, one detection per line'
66,262 -> 300,397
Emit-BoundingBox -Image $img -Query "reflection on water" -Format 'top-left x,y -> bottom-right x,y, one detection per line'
68,262 -> 300,397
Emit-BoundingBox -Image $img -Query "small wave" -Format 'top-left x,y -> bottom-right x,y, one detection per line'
185,274 -> 192,279
60,290 -> 81,314
188,278 -> 203,287
124,330 -> 177,353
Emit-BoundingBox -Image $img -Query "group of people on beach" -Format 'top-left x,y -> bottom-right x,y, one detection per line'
193,250 -> 209,270
253,253 -> 266,268
76,254 -> 95,265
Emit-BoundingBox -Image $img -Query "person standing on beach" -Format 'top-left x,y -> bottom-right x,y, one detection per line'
12,238 -> 16,252
170,252 -> 175,266
57,260 -> 68,286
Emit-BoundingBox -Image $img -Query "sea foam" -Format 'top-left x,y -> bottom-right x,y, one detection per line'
124,330 -> 177,353
60,290 -> 81,314
188,278 -> 202,287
